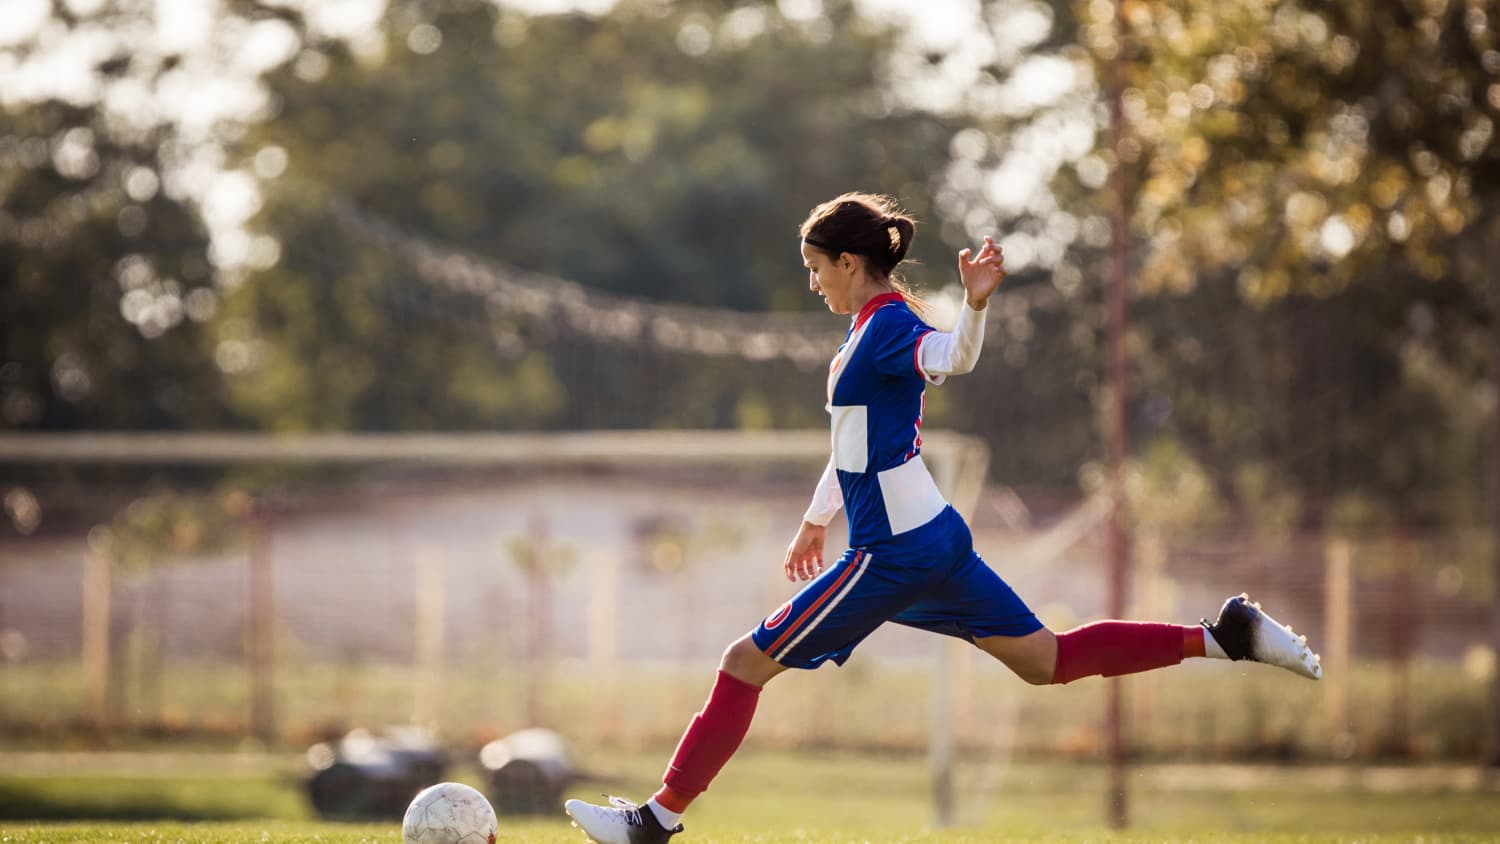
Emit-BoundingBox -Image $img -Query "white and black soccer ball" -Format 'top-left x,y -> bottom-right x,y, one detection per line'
402,782 -> 498,844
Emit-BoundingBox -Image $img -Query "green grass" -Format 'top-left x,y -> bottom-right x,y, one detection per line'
2,826 -> 1500,844
0,776 -> 302,822
2,748 -> 1498,842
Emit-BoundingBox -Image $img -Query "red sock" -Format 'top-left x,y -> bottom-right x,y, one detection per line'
656,670 -> 762,809
652,785 -> 693,815
1050,621 -> 1197,684
1182,625 -> 1206,658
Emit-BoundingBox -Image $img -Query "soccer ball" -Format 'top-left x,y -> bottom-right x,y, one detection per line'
402,782 -> 498,844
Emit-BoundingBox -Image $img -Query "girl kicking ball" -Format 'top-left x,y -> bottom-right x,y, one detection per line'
566,193 -> 1321,844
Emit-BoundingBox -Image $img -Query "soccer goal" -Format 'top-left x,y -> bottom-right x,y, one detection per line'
0,428 -> 989,825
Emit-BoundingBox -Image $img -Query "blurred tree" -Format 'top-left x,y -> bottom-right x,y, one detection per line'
0,0 -> 1099,486
0,0 -> 314,431
1104,0 -> 1496,298
224,0 -> 965,432
1063,0 -> 1498,524
913,0 -> 1112,486
0,101 -> 233,429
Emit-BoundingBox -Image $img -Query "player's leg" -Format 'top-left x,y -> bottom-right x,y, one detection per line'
648,546 -> 900,819
564,635 -> 779,844
641,634 -> 784,828
565,547 -> 895,843
972,627 -> 1056,685
976,594 -> 1323,683
976,621 -> 1209,685
902,546 -> 1321,683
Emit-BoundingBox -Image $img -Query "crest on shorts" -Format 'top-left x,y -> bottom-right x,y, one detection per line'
764,600 -> 793,630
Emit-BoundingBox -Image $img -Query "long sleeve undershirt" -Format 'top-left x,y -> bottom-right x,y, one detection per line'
915,301 -> 988,383
803,455 -> 843,526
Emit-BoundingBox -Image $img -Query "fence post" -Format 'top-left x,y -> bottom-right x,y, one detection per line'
1386,525 -> 1413,757
82,550 -> 113,727
414,547 -> 446,725
1324,537 -> 1353,750
248,513 -> 276,744
587,549 -> 619,742
1489,212 -> 1500,768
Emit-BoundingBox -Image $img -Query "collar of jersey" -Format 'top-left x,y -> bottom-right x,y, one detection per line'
852,291 -> 905,332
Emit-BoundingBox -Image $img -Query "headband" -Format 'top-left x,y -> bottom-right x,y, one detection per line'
801,235 -> 848,254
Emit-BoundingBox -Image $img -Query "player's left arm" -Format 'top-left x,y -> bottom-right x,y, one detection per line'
916,237 -> 1006,379
784,457 -> 840,582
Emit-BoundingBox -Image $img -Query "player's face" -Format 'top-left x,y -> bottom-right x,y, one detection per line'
802,242 -> 856,315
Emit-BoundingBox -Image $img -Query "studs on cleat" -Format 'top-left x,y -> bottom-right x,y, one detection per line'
1216,593 -> 1322,680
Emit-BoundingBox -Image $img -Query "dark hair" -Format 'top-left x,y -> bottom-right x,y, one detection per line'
799,192 -> 924,308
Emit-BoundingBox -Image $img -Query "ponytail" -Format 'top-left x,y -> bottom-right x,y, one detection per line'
886,216 -> 915,266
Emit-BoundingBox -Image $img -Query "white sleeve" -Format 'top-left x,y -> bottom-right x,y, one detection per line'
915,302 -> 989,381
802,456 -> 843,526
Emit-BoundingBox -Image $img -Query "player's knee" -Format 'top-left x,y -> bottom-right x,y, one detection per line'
976,630 -> 1057,685
983,648 -> 1052,684
1016,660 -> 1054,685
719,636 -> 769,678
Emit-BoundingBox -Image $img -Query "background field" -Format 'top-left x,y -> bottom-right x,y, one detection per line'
0,657 -> 1490,760
3,747 -> 1499,842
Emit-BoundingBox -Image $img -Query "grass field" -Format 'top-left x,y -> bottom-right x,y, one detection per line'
2,747 -> 1498,843
4,824 -> 1500,844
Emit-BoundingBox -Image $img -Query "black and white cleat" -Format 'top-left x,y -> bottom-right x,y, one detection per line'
564,796 -> 683,844
1203,593 -> 1323,680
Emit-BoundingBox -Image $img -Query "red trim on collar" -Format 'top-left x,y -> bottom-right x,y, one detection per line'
853,292 -> 905,331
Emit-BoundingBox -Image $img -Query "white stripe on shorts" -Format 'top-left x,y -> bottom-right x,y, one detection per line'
772,552 -> 873,662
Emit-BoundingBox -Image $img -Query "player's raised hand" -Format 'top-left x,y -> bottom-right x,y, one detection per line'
784,521 -> 826,582
958,236 -> 1006,310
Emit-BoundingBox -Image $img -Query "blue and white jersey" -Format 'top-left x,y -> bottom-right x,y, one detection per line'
823,292 -> 952,545
758,290 -> 1021,670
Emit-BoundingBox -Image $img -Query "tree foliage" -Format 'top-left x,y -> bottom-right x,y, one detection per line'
223,0 -> 965,431
6,0 -> 1498,516
1100,0 -> 1497,298
0,101 -> 231,430
1060,0 -> 1500,522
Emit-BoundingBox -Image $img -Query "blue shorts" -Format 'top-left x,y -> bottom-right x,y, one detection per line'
751,507 -> 1042,669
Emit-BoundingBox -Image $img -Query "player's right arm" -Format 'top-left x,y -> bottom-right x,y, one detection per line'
957,236 -> 1006,311
785,456 -> 840,582
913,237 -> 1007,380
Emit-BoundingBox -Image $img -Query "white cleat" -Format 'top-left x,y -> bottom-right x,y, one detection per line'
564,796 -> 682,844
1203,594 -> 1323,680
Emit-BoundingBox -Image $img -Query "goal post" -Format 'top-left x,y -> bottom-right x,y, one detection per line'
0,428 -> 986,826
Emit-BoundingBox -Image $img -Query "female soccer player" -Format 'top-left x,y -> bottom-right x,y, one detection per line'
566,193 -> 1321,844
